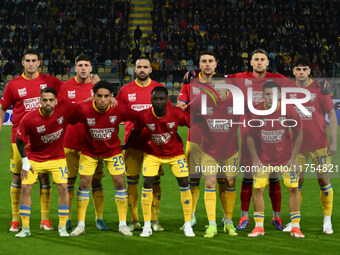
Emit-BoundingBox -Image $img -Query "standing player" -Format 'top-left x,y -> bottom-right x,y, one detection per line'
283,57 -> 337,234
116,57 -> 165,231
15,87 -> 74,238
246,82 -> 304,238
0,49 -> 62,232
70,81 -> 136,237
124,86 -> 195,237
177,50 -> 231,228
58,54 -> 107,231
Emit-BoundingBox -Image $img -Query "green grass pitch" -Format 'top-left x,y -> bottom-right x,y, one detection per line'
0,125 -> 339,255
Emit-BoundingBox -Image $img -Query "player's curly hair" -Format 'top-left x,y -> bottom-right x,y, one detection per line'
93,80 -> 114,94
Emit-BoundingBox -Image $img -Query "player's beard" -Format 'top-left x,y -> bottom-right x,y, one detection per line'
137,72 -> 149,81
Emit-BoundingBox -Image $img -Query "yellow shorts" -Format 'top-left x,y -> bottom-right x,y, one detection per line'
22,158 -> 68,185
186,141 -> 202,176
79,153 -> 125,176
143,153 -> 188,178
297,147 -> 331,174
65,148 -> 103,179
254,165 -> 299,189
201,152 -> 239,177
10,143 -> 22,174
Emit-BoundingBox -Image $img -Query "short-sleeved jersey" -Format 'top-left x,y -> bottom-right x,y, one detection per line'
17,103 -> 75,162
72,100 -> 137,158
116,79 -> 165,150
288,80 -> 334,151
1,73 -> 62,142
248,102 -> 302,166
58,78 -> 94,150
200,92 -> 240,160
135,105 -> 189,158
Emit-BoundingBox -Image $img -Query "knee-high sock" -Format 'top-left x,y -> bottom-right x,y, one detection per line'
58,205 -> 70,227
204,188 -> 216,222
40,184 -> 51,221
290,211 -> 301,228
92,184 -> 104,220
68,184 -> 75,219
151,180 -> 161,221
254,212 -> 264,227
180,186 -> 192,222
127,177 -> 139,222
19,204 -> 31,228
224,187 -> 236,220
320,183 -> 333,216
141,188 -> 153,222
269,179 -> 281,213
218,180 -> 226,215
77,189 -> 90,222
189,179 -> 200,214
115,188 -> 128,222
10,183 -> 21,222
241,179 -> 253,212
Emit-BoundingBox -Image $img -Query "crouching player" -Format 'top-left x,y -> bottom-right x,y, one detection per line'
124,86 -> 195,237
246,82 -> 305,238
70,81 -> 137,237
15,87 -> 74,238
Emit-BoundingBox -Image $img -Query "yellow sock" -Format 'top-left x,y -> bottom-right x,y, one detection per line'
151,180 -> 161,221
127,177 -> 139,222
58,205 -> 69,227
92,184 -> 104,220
10,183 -> 21,222
225,187 -> 236,220
190,180 -> 200,213
298,184 -> 303,205
180,187 -> 192,222
141,188 -> 153,222
77,189 -> 90,222
68,184 -> 75,219
115,188 -> 128,222
254,211 -> 264,227
19,204 -> 31,228
204,188 -> 216,222
290,211 -> 301,224
320,183 -> 333,216
218,180 -> 226,215
40,184 -> 51,221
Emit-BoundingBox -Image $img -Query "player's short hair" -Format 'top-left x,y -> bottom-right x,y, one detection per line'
262,81 -> 281,91
293,56 -> 311,68
251,49 -> 268,59
199,50 -> 217,62
41,87 -> 57,97
93,80 -> 114,94
212,73 -> 225,80
135,56 -> 151,66
75,54 -> 91,64
151,86 -> 168,97
23,49 -> 40,60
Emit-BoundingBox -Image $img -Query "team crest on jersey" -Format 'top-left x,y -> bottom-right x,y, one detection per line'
68,90 -> 76,99
18,88 -> 27,97
310,93 -> 316,101
57,116 -> 64,125
87,118 -> 96,126
37,125 -> 46,133
109,116 -> 117,124
167,122 -> 175,129
128,93 -> 136,102
245,79 -> 252,86
146,123 -> 155,131
40,84 -> 47,89
192,87 -> 200,95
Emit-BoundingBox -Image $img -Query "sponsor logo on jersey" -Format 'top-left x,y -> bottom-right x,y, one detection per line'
290,93 -> 316,101
151,133 -> 172,145
131,104 -> 152,111
192,87 -> 201,95
18,88 -> 27,97
167,122 -> 175,129
146,123 -> 155,131
245,79 -> 252,86
252,91 -> 264,103
23,97 -> 40,111
68,90 -> 76,99
207,119 -> 231,132
109,116 -> 117,124
57,116 -> 64,125
89,128 -> 115,140
37,125 -> 46,134
294,106 -> 315,119
40,84 -> 47,89
128,93 -> 136,102
261,129 -> 285,143
41,128 -> 64,143
87,118 -> 96,126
